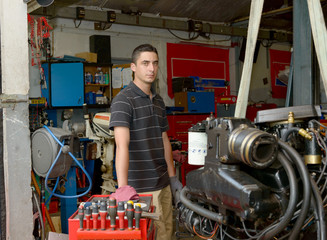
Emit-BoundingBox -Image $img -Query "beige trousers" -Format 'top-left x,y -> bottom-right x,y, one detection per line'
142,185 -> 173,240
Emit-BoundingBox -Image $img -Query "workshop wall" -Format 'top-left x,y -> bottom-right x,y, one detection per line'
29,17 -> 292,115
248,42 -> 291,106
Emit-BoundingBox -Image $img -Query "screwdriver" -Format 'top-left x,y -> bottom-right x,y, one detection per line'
134,203 -> 142,230
92,202 -> 99,231
108,197 -> 117,230
126,201 -> 134,230
78,206 -> 84,231
85,206 -> 91,231
117,201 -> 125,230
99,200 -> 107,230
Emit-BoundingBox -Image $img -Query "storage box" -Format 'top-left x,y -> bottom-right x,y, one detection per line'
188,92 -> 215,113
174,92 -> 215,113
75,52 -> 97,63
174,92 -> 188,112
68,194 -> 155,240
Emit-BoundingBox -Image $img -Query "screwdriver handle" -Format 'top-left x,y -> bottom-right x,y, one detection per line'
108,197 -> 117,230
78,207 -> 84,230
92,203 -> 99,231
134,204 -> 142,230
85,206 -> 91,231
99,200 -> 107,230
117,201 -> 125,230
126,201 -> 134,230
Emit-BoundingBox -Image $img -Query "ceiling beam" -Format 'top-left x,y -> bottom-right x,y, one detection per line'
31,6 -> 292,42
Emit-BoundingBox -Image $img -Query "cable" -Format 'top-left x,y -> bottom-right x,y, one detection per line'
32,188 -> 45,240
45,177 -> 59,205
309,119 -> 327,129
167,29 -> 200,41
192,223 -> 219,239
241,220 -> 258,239
73,19 -> 82,28
43,125 -> 92,199
278,140 -> 312,240
258,151 -> 298,239
310,177 -> 326,240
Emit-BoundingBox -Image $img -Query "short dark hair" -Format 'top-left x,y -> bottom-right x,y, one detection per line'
131,44 -> 158,64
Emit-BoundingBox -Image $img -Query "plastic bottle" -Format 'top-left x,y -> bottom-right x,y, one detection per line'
104,72 -> 109,85
97,67 -> 104,84
206,112 -> 215,121
85,72 -> 92,84
84,72 -> 89,84
94,72 -> 99,84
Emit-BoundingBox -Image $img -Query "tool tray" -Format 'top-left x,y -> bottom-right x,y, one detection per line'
68,194 -> 155,240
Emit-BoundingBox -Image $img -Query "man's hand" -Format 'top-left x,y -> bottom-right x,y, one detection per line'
169,176 -> 183,205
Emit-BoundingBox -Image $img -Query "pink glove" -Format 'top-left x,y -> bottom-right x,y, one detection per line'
110,185 -> 140,202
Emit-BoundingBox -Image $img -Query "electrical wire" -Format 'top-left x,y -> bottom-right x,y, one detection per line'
241,220 -> 258,239
167,29 -> 200,41
73,19 -> 82,28
43,125 -> 93,199
45,175 -> 59,205
32,188 -> 45,240
192,223 -> 219,239
310,177 -> 326,240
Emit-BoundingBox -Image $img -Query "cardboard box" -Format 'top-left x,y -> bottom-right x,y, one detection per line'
75,52 -> 97,63
174,92 -> 188,112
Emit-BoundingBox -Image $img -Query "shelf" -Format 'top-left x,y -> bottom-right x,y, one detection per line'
86,104 -> 110,108
85,84 -> 109,87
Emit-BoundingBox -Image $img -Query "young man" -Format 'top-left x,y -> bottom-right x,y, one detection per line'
109,44 -> 182,240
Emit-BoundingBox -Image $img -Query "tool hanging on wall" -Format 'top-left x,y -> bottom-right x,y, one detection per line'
28,13 -> 53,98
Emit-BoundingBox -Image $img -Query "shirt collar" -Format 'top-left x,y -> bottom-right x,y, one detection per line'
129,81 -> 157,98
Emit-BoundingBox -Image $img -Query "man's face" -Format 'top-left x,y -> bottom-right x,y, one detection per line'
131,51 -> 159,85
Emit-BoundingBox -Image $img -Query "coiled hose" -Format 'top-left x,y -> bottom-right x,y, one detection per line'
43,125 -> 92,199
278,140 -> 312,240
259,151 -> 298,239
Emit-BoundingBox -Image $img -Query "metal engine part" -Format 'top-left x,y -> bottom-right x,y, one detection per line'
178,106 -> 326,239
185,118 -> 281,221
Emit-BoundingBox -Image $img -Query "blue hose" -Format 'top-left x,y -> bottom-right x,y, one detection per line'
43,125 -> 93,199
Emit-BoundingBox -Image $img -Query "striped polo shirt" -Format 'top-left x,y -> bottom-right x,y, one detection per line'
109,81 -> 170,192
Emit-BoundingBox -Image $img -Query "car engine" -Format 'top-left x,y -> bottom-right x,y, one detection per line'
178,105 -> 326,239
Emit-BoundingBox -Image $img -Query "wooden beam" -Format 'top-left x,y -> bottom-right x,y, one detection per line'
307,0 -> 327,103
235,0 -> 264,118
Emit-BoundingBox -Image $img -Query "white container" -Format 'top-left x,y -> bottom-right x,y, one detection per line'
188,131 -> 207,165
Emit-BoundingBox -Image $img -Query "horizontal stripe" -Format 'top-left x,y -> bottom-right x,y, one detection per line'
109,81 -> 170,192
128,171 -> 168,181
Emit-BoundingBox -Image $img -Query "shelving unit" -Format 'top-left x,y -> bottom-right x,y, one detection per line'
84,63 -> 112,107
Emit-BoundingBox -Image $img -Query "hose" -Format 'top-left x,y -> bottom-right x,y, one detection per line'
281,127 -> 301,142
43,125 -> 93,199
259,151 -> 298,239
310,177 -> 326,240
278,140 -> 311,239
180,187 -> 222,222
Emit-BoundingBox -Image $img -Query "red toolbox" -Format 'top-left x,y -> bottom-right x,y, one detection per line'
68,194 -> 155,240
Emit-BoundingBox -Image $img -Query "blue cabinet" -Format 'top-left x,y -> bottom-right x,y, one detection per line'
42,62 -> 84,107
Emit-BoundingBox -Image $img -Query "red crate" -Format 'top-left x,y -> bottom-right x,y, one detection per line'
68,194 -> 155,240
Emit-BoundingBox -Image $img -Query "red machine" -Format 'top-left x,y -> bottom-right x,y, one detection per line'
68,194 -> 155,240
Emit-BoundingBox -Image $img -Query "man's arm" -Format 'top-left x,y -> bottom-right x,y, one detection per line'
162,131 -> 176,177
114,126 -> 130,187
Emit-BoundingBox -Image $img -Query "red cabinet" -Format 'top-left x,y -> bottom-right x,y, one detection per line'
167,113 -> 209,185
